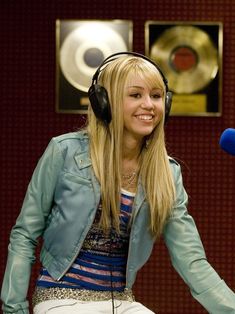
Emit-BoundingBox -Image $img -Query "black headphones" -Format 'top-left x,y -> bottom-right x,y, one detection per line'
88,51 -> 172,124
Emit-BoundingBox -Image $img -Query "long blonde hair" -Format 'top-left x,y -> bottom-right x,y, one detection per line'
87,55 -> 176,237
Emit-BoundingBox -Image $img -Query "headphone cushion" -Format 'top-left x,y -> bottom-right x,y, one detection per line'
88,84 -> 112,124
165,91 -> 172,122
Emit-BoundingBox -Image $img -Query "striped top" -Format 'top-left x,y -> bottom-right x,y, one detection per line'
36,189 -> 135,292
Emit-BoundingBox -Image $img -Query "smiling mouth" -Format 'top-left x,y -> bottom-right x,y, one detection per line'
135,115 -> 154,121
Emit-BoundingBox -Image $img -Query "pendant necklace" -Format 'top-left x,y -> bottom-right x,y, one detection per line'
122,169 -> 138,189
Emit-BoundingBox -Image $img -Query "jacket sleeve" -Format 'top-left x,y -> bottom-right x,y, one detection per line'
163,161 -> 235,313
1,138 -> 64,314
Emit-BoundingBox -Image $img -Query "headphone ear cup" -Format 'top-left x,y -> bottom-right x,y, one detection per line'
165,91 -> 173,123
88,84 -> 112,124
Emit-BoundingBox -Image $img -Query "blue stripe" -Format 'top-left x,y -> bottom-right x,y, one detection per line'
71,259 -> 125,272
121,193 -> 134,200
36,281 -> 81,289
120,204 -> 133,213
36,280 -> 125,292
78,252 -> 126,266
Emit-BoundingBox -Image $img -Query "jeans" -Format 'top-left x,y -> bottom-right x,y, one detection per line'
33,299 -> 155,313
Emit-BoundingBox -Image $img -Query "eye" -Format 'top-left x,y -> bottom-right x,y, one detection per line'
130,93 -> 141,98
151,93 -> 161,99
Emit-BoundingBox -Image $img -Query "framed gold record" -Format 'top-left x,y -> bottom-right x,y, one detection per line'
56,19 -> 133,114
145,22 -> 223,116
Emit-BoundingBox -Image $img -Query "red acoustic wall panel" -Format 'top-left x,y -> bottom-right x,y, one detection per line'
1,1 -> 235,313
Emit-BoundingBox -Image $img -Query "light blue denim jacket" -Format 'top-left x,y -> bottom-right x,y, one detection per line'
1,131 -> 235,313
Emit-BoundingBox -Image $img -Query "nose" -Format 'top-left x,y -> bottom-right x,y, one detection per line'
141,95 -> 154,110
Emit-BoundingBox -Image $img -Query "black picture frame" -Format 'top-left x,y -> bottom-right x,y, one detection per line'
145,21 -> 223,116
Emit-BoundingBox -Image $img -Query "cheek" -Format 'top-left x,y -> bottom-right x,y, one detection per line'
156,101 -> 165,118
122,100 -> 130,117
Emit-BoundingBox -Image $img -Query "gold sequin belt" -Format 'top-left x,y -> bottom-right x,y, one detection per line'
32,287 -> 135,307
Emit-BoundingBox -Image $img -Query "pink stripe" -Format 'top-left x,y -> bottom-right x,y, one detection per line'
71,263 -> 123,277
121,197 -> 133,206
66,273 -> 124,288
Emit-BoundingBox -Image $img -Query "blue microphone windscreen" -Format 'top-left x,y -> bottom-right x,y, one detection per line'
219,128 -> 235,156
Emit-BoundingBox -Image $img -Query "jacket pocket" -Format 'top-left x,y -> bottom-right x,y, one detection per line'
63,172 -> 92,186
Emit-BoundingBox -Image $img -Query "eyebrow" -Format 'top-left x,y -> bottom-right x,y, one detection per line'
126,85 -> 144,89
126,85 -> 162,92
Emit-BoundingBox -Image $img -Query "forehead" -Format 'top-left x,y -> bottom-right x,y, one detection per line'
125,73 -> 163,90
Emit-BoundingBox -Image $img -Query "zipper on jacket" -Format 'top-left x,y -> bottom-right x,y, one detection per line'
125,186 -> 146,288
125,201 -> 138,288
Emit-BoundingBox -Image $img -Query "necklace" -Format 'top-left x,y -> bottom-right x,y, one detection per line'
122,169 -> 138,189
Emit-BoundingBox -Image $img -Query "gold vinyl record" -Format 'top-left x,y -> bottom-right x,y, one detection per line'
150,25 -> 219,94
60,22 -> 127,93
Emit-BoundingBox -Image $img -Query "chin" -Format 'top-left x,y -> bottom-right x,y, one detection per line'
141,126 -> 155,135
135,129 -> 155,139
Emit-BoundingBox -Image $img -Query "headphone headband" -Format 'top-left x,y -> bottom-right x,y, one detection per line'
91,51 -> 169,89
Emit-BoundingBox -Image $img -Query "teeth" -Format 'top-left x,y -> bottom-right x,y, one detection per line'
137,115 -> 153,120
